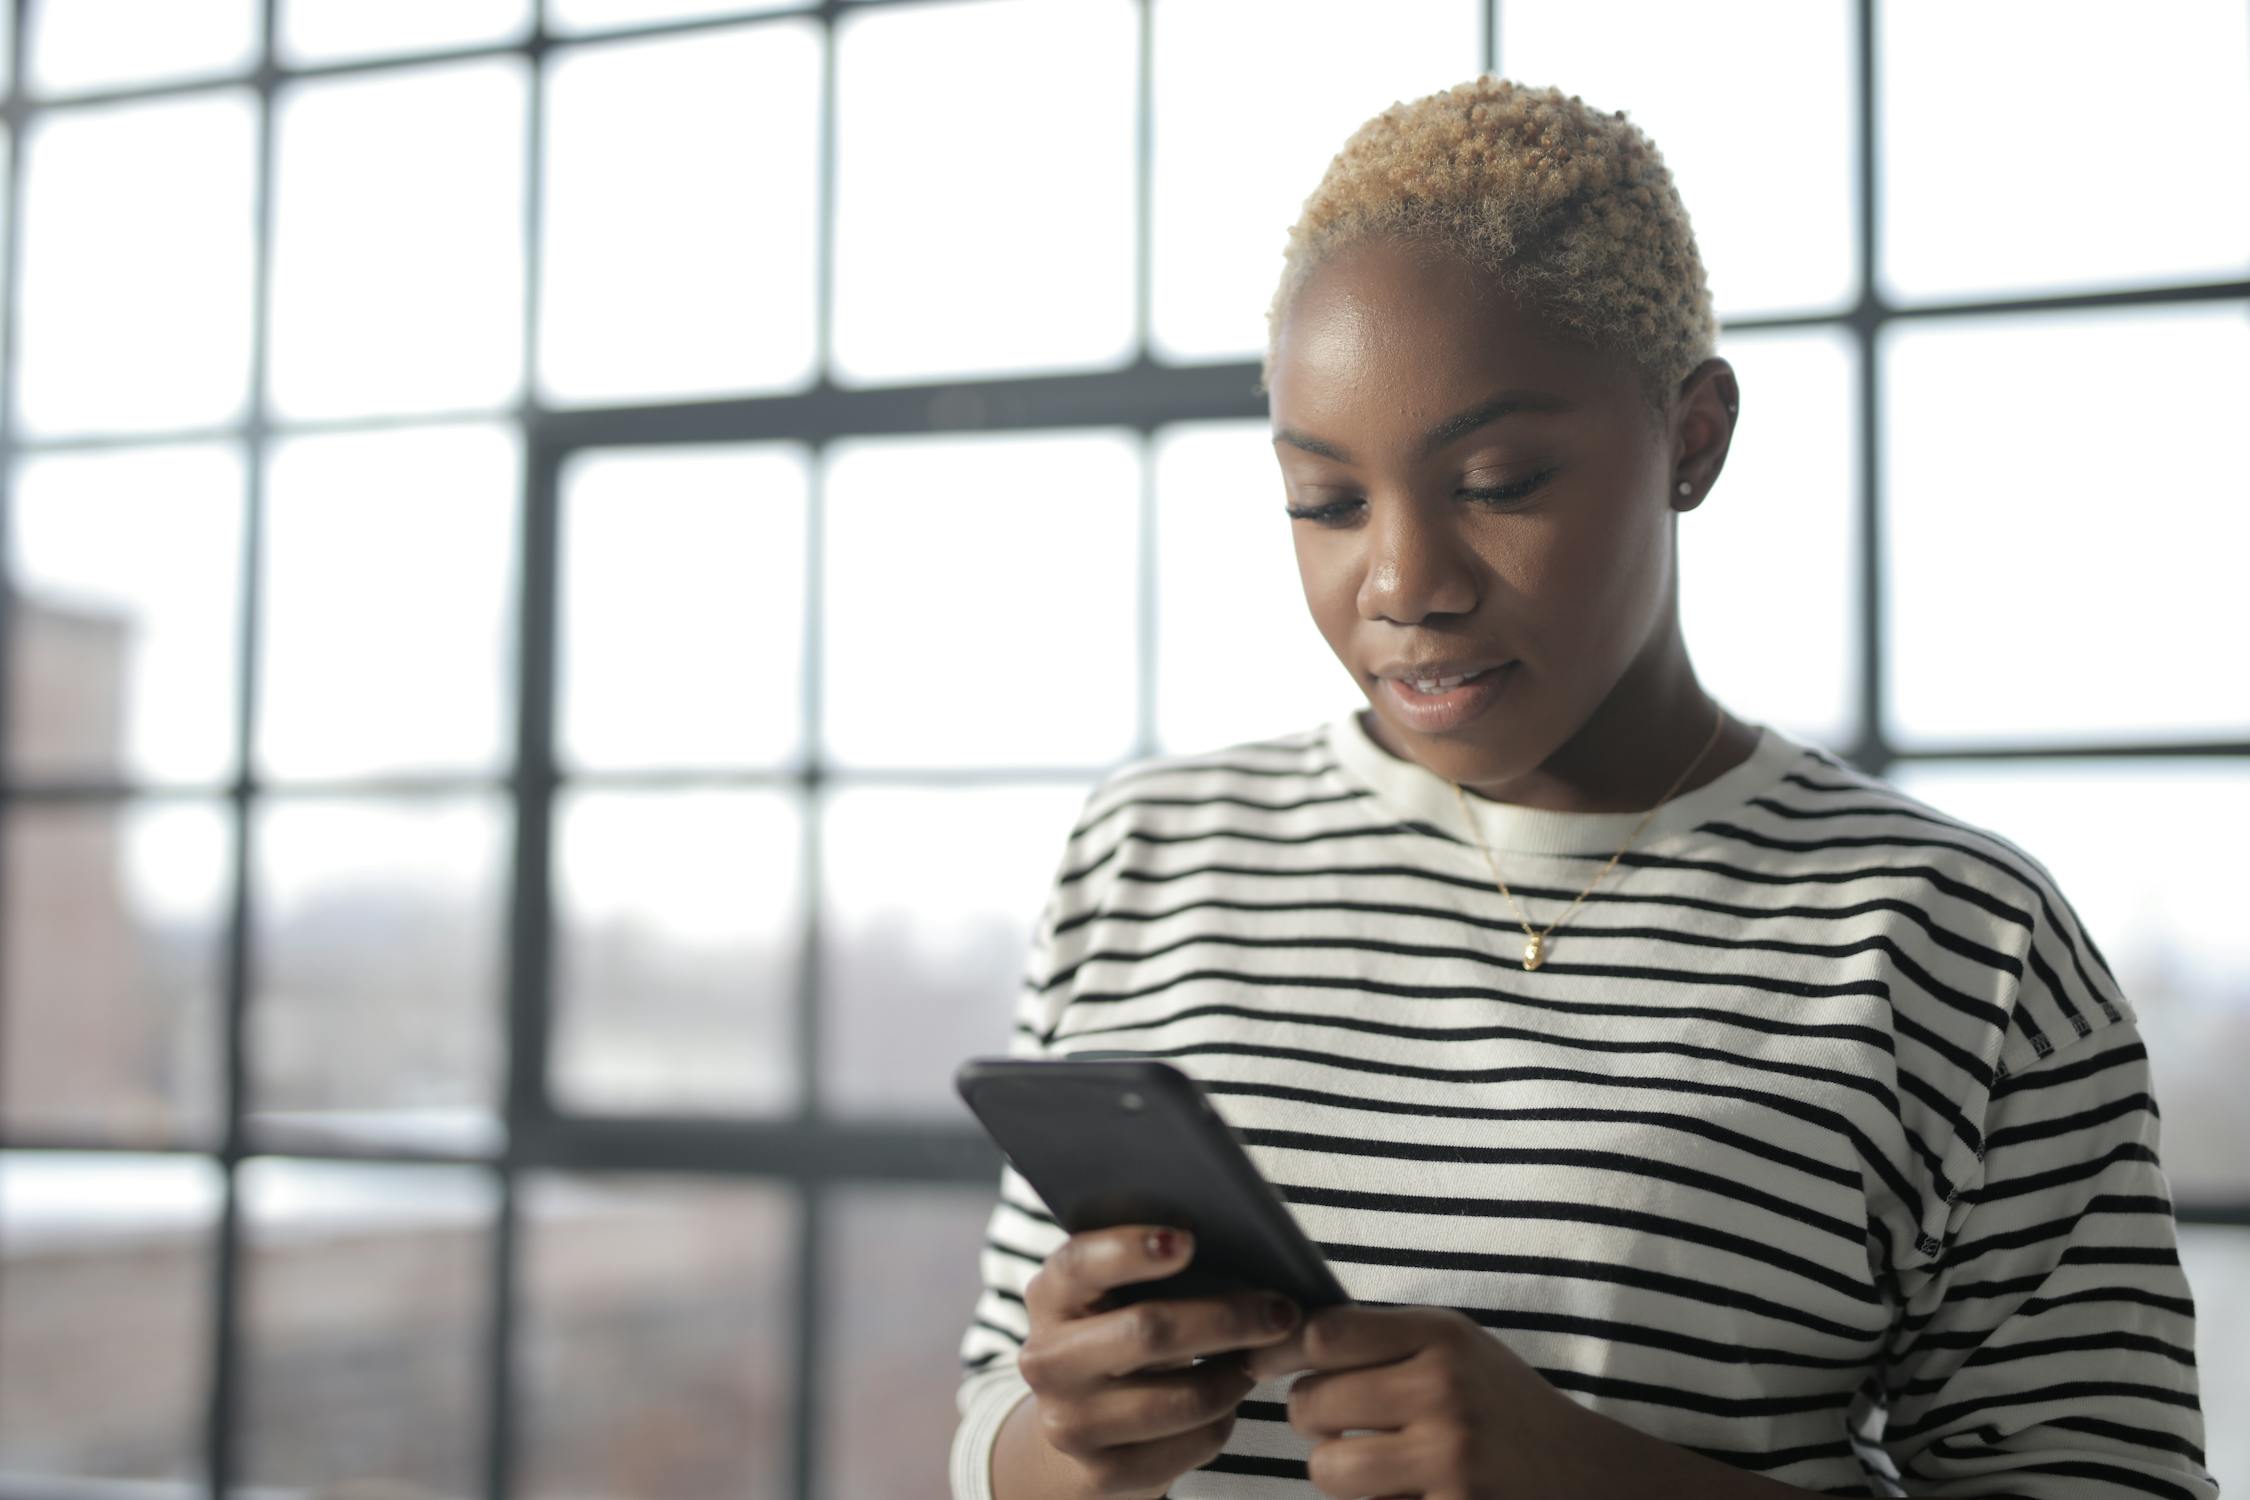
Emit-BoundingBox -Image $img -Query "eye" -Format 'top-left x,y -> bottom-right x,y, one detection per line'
1460,466 -> 1558,507
1283,467 -> 1557,525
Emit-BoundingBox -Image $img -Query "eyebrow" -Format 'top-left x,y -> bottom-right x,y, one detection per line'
1272,389 -> 1577,465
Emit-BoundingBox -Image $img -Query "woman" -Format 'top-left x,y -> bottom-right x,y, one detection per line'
950,77 -> 2215,1500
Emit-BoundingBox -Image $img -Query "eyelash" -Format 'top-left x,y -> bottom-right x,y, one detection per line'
1283,467 -> 1557,525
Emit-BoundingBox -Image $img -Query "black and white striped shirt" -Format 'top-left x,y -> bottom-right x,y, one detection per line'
951,708 -> 2218,1499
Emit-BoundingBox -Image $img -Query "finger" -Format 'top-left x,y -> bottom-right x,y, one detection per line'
1304,1430 -> 1426,1500
1026,1224 -> 1193,1324
1079,1410 -> 1240,1499
1247,1304 -> 1452,1381
1020,1291 -> 1281,1399
1052,1359 -> 1257,1448
1286,1362 -> 1427,1439
1094,1292 -> 1301,1378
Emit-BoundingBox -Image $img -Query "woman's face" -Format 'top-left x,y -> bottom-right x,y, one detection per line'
1267,235 -> 1736,808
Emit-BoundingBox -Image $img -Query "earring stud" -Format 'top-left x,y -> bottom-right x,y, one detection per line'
1676,480 -> 1691,495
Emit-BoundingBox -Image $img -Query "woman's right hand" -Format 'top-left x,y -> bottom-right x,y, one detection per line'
1015,1225 -> 1303,1500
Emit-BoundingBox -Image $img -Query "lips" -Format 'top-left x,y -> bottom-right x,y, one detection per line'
1371,659 -> 1516,686
1378,661 -> 1518,732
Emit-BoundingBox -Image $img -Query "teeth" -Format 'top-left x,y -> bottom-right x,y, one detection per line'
1409,670 -> 1479,693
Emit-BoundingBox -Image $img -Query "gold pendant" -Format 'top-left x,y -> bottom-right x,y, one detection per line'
1523,934 -> 1544,970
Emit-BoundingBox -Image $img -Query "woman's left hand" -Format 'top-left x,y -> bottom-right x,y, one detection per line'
1241,1302 -> 1592,1499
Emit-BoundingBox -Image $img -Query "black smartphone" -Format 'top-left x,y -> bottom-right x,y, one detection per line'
954,1053 -> 1352,1313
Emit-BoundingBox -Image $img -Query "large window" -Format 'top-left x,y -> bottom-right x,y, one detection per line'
1,2 -> 2244,1496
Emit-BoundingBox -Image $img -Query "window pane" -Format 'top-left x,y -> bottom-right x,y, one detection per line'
818,782 -> 1091,1118
1679,325 -> 1858,752
1148,0 -> 1479,362
1882,305 -> 2250,748
821,431 -> 1139,768
548,0 -> 812,34
248,797 -> 508,1155
268,60 -> 527,420
818,1185 -> 995,1500
279,0 -> 531,65
519,1174 -> 798,1500
3,801 -> 228,1146
1879,0 -> 2250,302
552,788 -> 803,1118
1497,0 -> 1856,321
1885,758 -> 2250,1201
17,92 -> 256,437
831,0 -> 1136,385
27,0 -> 256,96
2176,1226 -> 2250,1493
257,425 -> 519,781
559,444 -> 809,772
1153,420 -> 1354,752
0,124 -> 9,377
0,1153 -> 219,1489
239,1159 -> 495,1499
539,22 -> 821,405
8,444 -> 244,784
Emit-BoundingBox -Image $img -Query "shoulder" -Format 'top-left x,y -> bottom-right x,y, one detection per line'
1023,722 -> 1352,957
1761,741 -> 2133,1075
1063,719 -> 1342,852
1743,740 -> 2141,1274
1079,722 -> 1337,822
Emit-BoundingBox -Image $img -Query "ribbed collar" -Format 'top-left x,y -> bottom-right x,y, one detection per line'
1326,703 -> 1807,860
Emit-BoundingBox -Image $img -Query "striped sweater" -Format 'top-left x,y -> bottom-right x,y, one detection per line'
950,707 -> 2218,1499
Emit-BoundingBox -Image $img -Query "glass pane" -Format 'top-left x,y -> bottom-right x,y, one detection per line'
8,444 -> 244,784
831,0 -> 1136,385
1880,0 -> 2250,302
539,22 -> 821,405
268,60 -> 527,420
279,0 -> 530,65
1882,304 -> 2250,748
27,0 -> 257,95
559,444 -> 809,772
1153,420 -> 1355,753
548,0 -> 812,34
17,92 -> 256,437
248,796 -> 508,1155
1885,758 -> 2250,1200
1679,325 -> 1858,753
552,788 -> 803,1117
257,424 -> 519,781
518,1174 -> 798,1500
820,431 -> 1139,768
0,1152 -> 220,1489
1148,0 -> 1480,361
0,124 -> 9,381
818,782 -> 1091,1118
1497,0 -> 1856,321
3,801 -> 228,1145
818,1184 -> 996,1500
239,1159 -> 495,1498
2176,1226 -> 2249,1493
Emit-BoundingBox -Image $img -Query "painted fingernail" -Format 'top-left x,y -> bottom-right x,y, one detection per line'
1146,1228 -> 1180,1260
1262,1296 -> 1297,1331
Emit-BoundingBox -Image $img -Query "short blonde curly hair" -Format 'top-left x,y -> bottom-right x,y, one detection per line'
1260,75 -> 1719,422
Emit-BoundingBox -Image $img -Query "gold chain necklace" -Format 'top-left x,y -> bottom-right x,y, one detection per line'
1448,699 -> 1730,972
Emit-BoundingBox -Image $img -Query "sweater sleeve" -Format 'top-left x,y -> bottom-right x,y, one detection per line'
1874,1013 -> 2219,1498
950,783 -> 1107,1500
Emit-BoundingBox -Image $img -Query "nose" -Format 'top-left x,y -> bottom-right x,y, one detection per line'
1355,491 -> 1478,624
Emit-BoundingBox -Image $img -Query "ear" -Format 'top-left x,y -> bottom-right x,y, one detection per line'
1669,357 -> 1738,512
